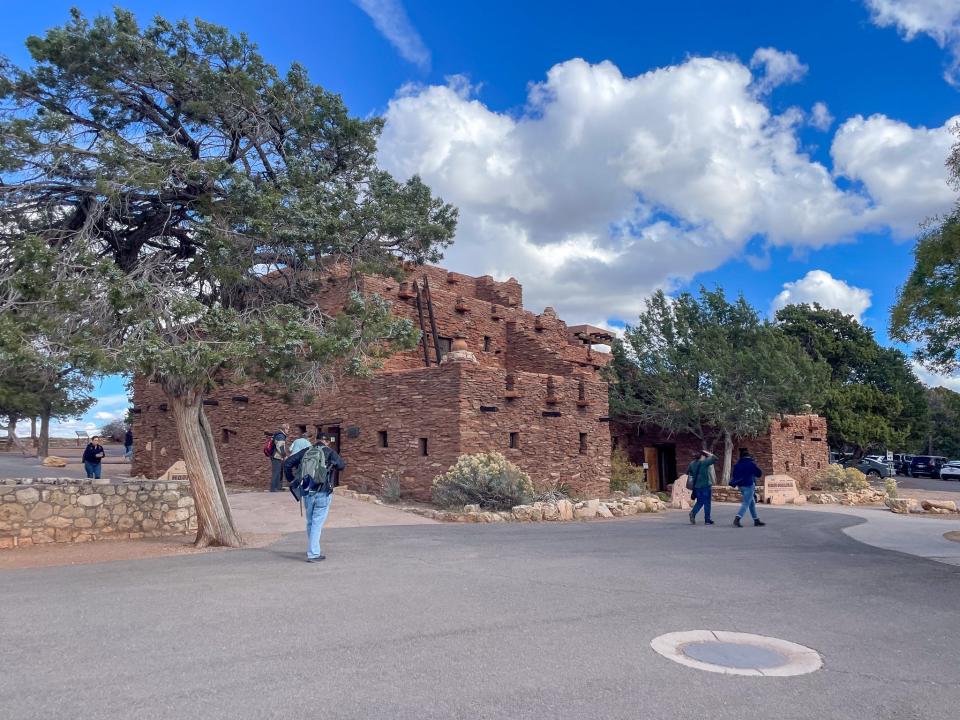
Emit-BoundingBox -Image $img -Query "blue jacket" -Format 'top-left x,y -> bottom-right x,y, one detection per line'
731,457 -> 763,487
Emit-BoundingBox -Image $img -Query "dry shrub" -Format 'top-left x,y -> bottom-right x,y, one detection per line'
431,452 -> 534,510
816,464 -> 869,493
609,448 -> 646,493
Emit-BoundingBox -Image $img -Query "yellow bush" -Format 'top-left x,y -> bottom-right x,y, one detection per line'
432,452 -> 534,510
815,464 -> 869,493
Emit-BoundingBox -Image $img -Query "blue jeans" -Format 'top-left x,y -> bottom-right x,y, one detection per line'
83,461 -> 101,479
304,491 -> 332,559
124,446 -> 133,461
737,484 -> 759,520
691,486 -> 712,521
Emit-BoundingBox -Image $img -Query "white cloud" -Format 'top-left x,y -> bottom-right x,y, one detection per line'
865,0 -> 960,85
911,361 -> 960,392
831,113 -> 959,235
93,411 -> 120,421
353,0 -> 430,70
810,101 -> 834,131
750,47 -> 809,93
378,54 -> 955,324
770,270 -> 873,320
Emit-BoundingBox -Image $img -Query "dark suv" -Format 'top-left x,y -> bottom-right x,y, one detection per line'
909,455 -> 947,478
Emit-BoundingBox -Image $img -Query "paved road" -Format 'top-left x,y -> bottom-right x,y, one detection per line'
2,509 -> 959,719
894,475 -> 960,492
0,445 -> 129,480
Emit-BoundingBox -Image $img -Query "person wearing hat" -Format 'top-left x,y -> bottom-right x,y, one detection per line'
688,450 -> 717,525
730,450 -> 765,527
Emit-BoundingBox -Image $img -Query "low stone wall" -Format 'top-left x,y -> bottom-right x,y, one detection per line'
0,477 -> 197,549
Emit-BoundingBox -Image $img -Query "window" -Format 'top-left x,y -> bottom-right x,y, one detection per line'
509,432 -> 519,449
297,424 -> 307,434
378,431 -> 388,448
221,429 -> 231,444
437,337 -> 453,357
578,381 -> 586,401
785,460 -> 791,472
483,336 -> 492,352
579,433 -> 587,455
419,438 -> 428,456
801,453 -> 806,467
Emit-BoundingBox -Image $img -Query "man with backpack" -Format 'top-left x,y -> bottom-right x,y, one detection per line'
284,433 -> 346,563
730,450 -> 766,528
264,423 -> 290,492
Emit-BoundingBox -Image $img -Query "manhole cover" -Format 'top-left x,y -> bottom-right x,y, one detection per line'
651,631 -> 822,677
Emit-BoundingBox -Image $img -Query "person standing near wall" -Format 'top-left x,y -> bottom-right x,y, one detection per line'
82,436 -> 106,479
730,451 -> 766,527
123,427 -> 133,461
688,450 -> 717,525
269,423 -> 290,492
285,434 -> 346,562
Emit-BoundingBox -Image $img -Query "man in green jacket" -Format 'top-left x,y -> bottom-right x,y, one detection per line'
688,450 -> 717,525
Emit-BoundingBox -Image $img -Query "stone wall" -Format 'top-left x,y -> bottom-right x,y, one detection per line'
0,478 -> 197,549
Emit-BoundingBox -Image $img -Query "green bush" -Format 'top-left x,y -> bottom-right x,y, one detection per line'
431,452 -> 534,510
884,477 -> 898,498
609,449 -> 646,493
815,464 -> 869,493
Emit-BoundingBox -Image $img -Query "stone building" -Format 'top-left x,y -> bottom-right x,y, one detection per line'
610,414 -> 830,491
131,266 -> 614,500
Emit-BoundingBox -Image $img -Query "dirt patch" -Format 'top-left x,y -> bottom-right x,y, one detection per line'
944,531 -> 960,543
0,532 -> 281,571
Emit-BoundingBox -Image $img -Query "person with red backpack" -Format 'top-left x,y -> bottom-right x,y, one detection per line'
264,423 -> 290,492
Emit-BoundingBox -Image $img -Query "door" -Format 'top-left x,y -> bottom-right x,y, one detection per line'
644,446 -> 660,491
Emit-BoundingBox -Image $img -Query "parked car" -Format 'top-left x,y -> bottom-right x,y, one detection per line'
939,462 -> 960,481
844,457 -> 894,478
893,453 -> 914,475
909,455 -> 948,478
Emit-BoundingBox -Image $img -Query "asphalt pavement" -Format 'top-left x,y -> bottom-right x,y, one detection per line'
2,508 -> 959,719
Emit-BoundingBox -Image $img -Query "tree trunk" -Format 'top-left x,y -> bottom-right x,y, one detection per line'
721,430 -> 733,485
6,417 -> 33,456
38,406 -> 51,459
30,417 -> 37,447
168,391 -> 242,548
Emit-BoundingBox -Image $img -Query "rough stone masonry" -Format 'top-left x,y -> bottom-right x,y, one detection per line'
0,478 -> 197,549
132,265 -> 615,501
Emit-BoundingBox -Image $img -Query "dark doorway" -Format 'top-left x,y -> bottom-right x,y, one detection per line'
655,443 -> 677,491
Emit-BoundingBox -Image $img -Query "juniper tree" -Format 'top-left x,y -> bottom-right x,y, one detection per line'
608,288 -> 825,482
0,9 -> 457,546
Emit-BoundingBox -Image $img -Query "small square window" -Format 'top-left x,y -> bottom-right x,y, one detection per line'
378,431 -> 388,448
483,336 -> 492,352
509,432 -> 519,449
419,437 -> 428,456
579,432 -> 587,455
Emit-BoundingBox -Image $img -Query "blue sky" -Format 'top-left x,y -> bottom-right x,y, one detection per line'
4,0 -> 960,433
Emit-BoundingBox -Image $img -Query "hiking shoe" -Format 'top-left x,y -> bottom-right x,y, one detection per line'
733,516 -> 742,527
306,555 -> 326,563
754,519 -> 766,527
704,519 -> 715,525
688,510 -> 695,525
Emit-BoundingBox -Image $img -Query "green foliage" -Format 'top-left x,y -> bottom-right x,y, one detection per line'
890,214 -> 960,373
431,452 -> 534,510
607,287 -> 826,471
776,304 -> 928,453
924,386 -> 960,458
0,8 -> 456,401
815,464 -> 869,493
609,449 -> 646,493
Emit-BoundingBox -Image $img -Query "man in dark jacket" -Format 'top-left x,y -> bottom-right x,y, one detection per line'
688,450 -> 717,525
123,428 -> 133,461
82,436 -> 106,479
731,451 -> 766,527
284,434 -> 346,562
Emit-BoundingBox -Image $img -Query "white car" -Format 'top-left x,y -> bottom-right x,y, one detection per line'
940,462 -> 960,481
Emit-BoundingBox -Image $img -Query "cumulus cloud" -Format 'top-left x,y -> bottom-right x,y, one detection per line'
353,0 -> 430,70
911,361 -> 960,392
832,113 -> 959,235
750,47 -> 809,93
865,0 -> 960,85
810,101 -> 834,131
378,54 -> 955,323
770,270 -> 873,320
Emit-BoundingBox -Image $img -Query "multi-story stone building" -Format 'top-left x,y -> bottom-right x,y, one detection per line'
131,266 -> 615,500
